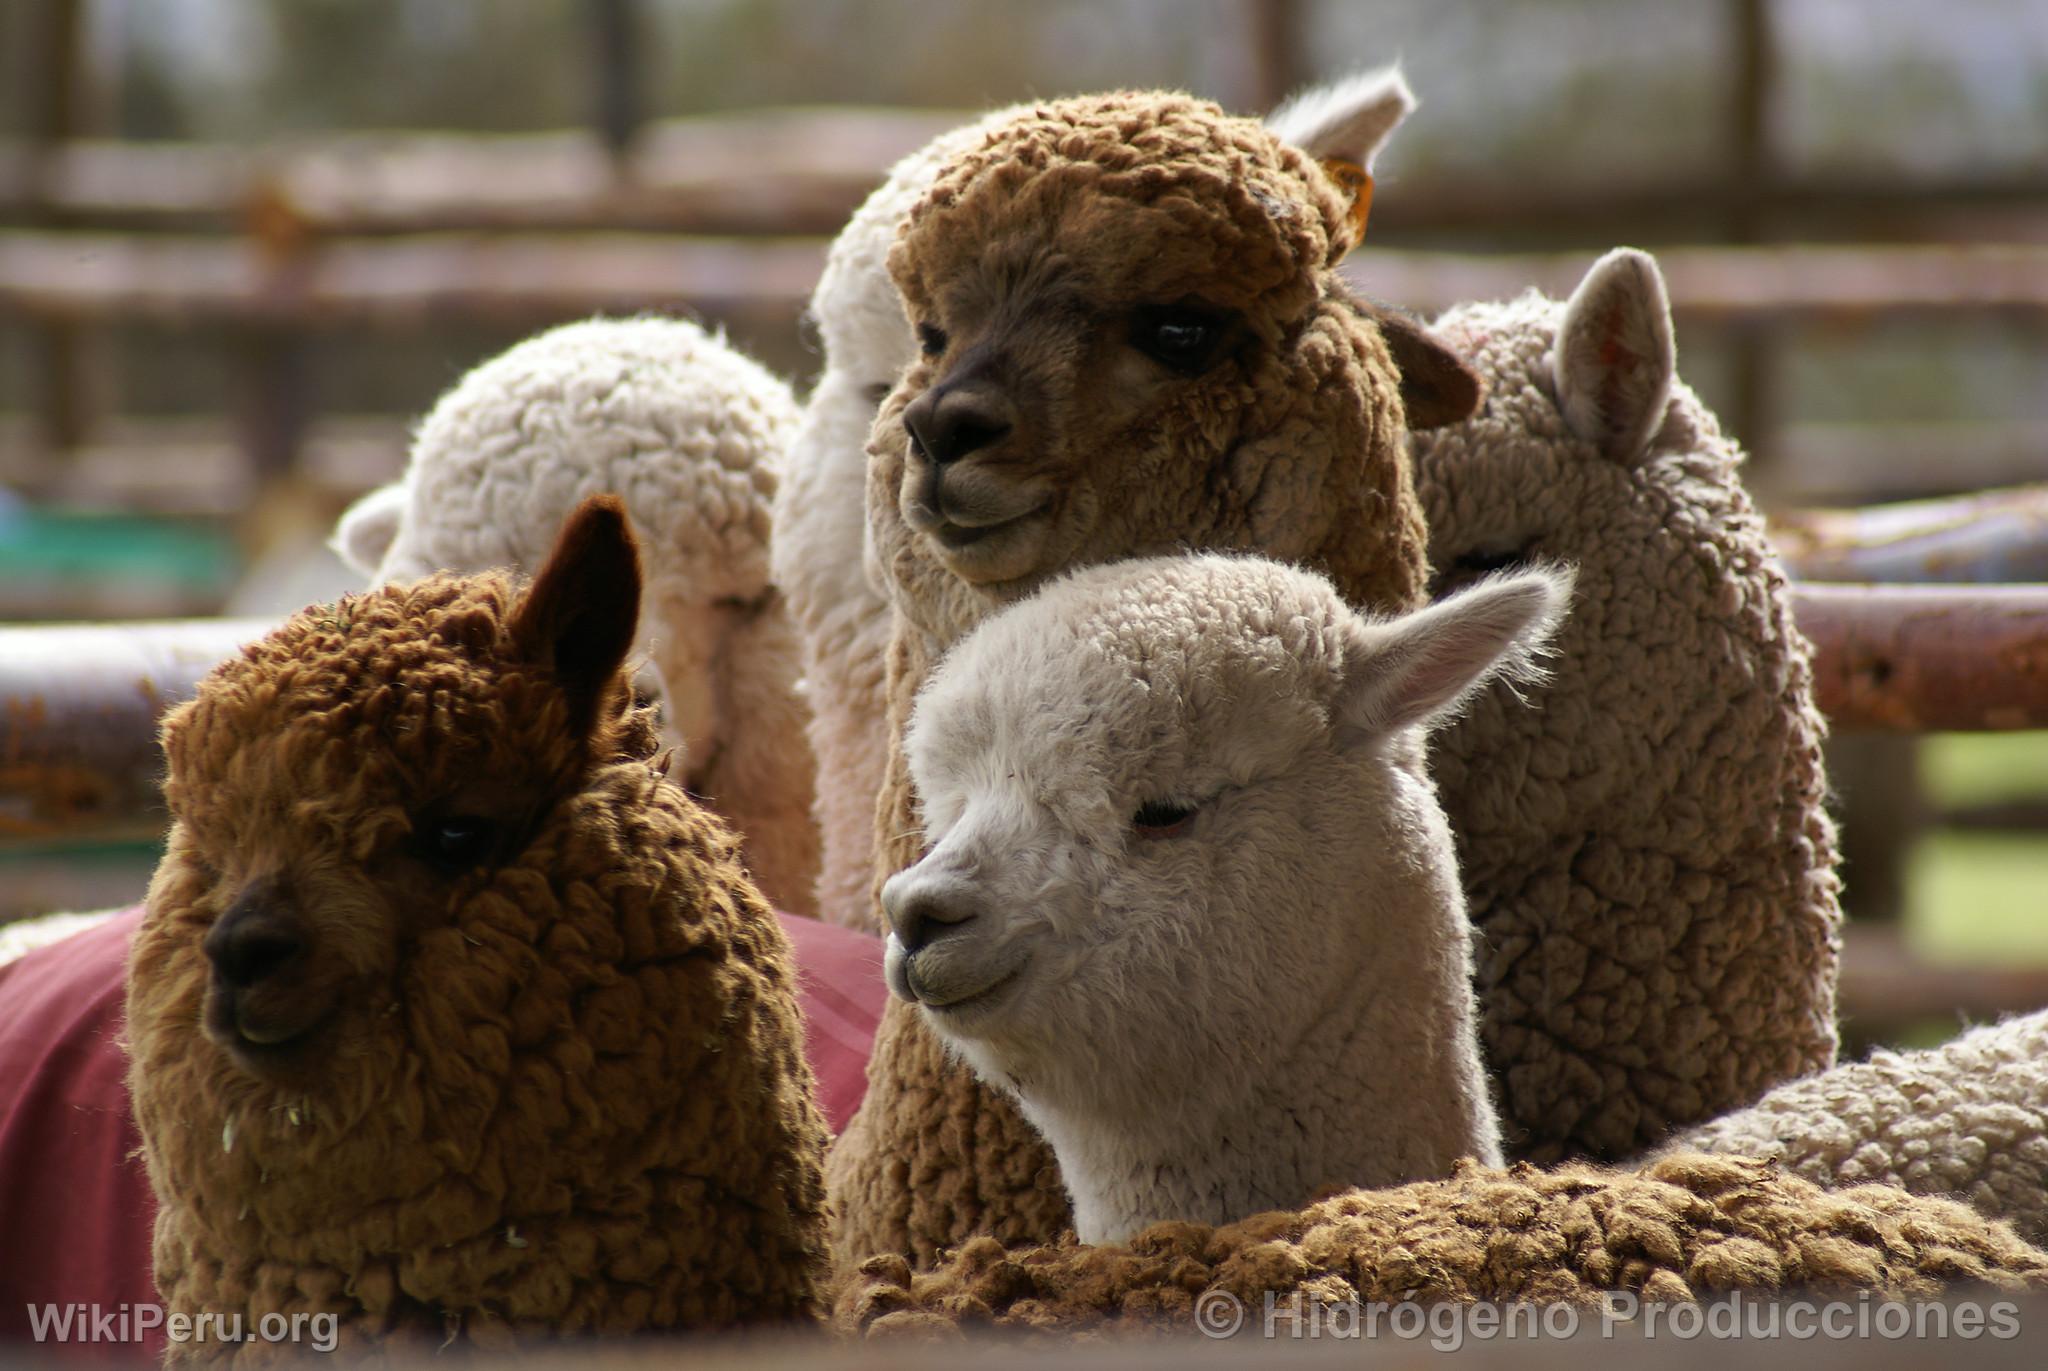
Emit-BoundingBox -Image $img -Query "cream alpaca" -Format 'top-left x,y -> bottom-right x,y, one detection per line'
333,316 -> 820,916
1666,1009 -> 2048,1243
883,555 -> 1567,1243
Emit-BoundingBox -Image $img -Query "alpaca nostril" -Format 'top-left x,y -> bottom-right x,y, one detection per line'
904,387 -> 1013,467
885,886 -> 979,956
203,906 -> 310,990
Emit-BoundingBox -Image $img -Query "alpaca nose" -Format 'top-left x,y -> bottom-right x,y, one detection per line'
203,887 -> 311,990
882,874 -> 984,955
903,382 -> 1014,466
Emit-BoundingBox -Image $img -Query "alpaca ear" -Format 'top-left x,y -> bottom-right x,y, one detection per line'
1363,301 -> 1486,430
511,494 -> 643,732
1265,64 -> 1415,170
1551,247 -> 1676,464
1336,569 -> 1572,741
330,482 -> 408,578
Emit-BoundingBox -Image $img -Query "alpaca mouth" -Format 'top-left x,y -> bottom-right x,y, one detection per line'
914,964 -> 1024,1020
918,500 -> 1050,549
204,987 -> 333,1067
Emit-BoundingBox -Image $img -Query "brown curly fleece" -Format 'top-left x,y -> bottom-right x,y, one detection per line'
832,90 -> 1470,1274
127,498 -> 829,1364
1413,253 -> 1841,1162
837,1154 -> 2048,1338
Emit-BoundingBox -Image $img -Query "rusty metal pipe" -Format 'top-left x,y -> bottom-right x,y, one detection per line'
1793,584 -> 2048,732
0,618 -> 269,849
1773,484 -> 2048,584
3,588 -> 2047,851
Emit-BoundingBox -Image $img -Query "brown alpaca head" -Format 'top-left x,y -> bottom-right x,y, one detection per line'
867,91 -> 1480,641
127,496 -> 829,1359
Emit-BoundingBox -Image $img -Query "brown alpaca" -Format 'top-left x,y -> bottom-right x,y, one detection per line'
839,1154 -> 2048,1337
126,497 -> 829,1365
831,90 -> 1482,1270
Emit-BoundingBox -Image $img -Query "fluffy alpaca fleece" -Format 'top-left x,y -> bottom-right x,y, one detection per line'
838,1154 -> 2048,1338
780,70 -> 1425,930
332,316 -> 820,918
830,80 -> 1483,1270
129,498 -> 829,1364
881,555 -> 1570,1244
1665,1010 -> 2048,1244
1412,249 -> 1843,1161
774,106 -> 1026,927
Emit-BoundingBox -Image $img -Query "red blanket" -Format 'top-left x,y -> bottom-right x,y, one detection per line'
0,906 -> 883,1360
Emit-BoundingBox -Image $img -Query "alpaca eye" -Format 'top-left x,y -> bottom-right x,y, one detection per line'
917,323 -> 948,358
417,815 -> 499,871
1429,540 -> 1539,598
1132,800 -> 1197,839
1454,548 -> 1528,575
1131,306 -> 1227,375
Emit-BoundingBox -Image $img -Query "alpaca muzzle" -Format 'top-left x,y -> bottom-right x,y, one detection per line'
880,869 -> 1026,1018
202,885 -> 333,1065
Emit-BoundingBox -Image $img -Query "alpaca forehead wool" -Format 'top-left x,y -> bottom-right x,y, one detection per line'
164,579 -> 567,842
910,556 -> 1354,813
380,316 -> 789,603
896,93 -> 1354,323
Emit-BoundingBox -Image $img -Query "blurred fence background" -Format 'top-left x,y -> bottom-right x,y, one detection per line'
1,0 -> 2045,1048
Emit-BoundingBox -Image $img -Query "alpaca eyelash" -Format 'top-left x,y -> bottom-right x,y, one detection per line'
1429,539 -> 1541,598
1131,800 -> 1197,839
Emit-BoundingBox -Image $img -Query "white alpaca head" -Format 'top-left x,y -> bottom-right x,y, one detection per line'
882,555 -> 1567,1230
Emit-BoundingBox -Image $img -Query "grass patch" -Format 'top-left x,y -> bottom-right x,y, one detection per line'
1919,731 -> 2048,808
1906,830 -> 2048,965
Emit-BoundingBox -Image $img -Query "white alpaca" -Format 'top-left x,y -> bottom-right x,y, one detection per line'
778,70 -> 1416,926
772,110 -> 1023,926
332,316 -> 821,917
879,554 -> 1567,1245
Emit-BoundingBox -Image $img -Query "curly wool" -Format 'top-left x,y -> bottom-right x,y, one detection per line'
332,316 -> 820,917
837,1154 -> 2048,1338
1413,269 -> 1841,1161
1668,1011 -> 2048,1244
127,569 -> 830,1363
832,89 -> 1434,1272
870,91 -> 1422,645
775,109 -> 1026,926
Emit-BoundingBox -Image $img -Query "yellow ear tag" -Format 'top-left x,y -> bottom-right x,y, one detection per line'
1319,157 -> 1375,249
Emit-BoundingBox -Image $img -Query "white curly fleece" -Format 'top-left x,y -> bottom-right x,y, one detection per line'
773,110 -> 1026,925
333,316 -> 820,916
1669,1009 -> 2048,1244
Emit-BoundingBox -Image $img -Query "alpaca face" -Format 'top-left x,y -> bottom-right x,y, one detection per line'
883,574 -> 1363,1115
882,556 -> 1567,1122
866,95 -> 1414,624
147,580 -> 614,1095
